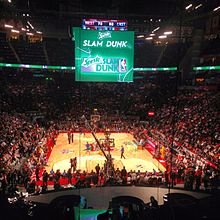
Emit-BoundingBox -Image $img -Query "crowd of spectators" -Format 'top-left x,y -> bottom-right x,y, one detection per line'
148,89 -> 219,165
134,89 -> 219,191
26,166 -> 165,194
0,76 -> 219,195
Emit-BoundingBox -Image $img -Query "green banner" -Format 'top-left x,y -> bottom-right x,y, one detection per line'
0,63 -> 178,73
193,66 -> 220,71
134,67 -> 177,71
0,63 -> 75,70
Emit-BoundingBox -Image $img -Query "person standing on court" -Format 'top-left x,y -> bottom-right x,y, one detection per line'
95,164 -> 100,175
67,130 -> 71,144
71,129 -> 74,143
121,145 -> 125,159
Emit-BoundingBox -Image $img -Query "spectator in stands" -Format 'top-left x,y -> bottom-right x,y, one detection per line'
42,170 -> 49,189
95,164 -> 100,175
67,168 -> 72,185
148,196 -> 159,209
121,166 -> 127,184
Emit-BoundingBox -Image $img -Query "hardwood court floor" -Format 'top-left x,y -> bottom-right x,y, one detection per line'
46,133 -> 165,173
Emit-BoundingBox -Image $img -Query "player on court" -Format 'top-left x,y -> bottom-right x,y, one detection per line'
121,145 -> 125,159
85,142 -> 91,155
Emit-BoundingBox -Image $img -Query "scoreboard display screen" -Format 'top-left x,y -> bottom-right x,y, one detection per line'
82,19 -> 128,31
73,27 -> 134,82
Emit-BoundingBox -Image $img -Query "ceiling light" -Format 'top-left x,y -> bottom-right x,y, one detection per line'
137,35 -> 144,38
164,31 -> 172,35
213,6 -> 220,11
27,21 -> 34,29
195,4 -> 202,10
4,24 -> 13,28
146,37 -> 153,40
185,4 -> 192,10
11,29 -> 19,33
152,27 -> 160,33
158,35 -> 167,39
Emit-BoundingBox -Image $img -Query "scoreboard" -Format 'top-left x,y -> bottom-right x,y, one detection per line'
82,19 -> 128,31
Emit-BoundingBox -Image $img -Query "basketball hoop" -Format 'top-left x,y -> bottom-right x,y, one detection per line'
104,129 -> 111,139
90,115 -> 100,123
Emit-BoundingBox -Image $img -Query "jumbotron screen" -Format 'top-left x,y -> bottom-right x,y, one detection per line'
73,27 -> 134,82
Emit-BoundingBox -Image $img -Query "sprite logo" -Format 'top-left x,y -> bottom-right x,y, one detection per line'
98,31 -> 112,40
82,55 -> 103,68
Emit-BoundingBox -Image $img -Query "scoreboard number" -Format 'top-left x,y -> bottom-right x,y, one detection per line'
82,19 -> 128,31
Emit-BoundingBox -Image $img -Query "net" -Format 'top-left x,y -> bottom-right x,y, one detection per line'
90,115 -> 101,123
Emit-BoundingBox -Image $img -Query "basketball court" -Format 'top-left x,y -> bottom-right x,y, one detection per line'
46,133 -> 165,173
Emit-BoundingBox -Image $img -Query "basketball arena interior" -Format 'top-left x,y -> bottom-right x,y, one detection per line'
0,0 -> 219,219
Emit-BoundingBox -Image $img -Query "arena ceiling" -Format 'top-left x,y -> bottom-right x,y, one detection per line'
1,0 -> 220,19
1,0 -> 219,27
14,0 -> 180,15
11,0 -> 220,12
